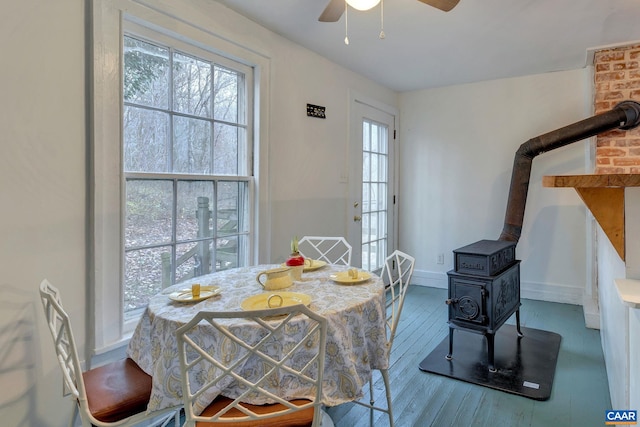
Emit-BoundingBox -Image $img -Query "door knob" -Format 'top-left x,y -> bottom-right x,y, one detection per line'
353,215 -> 362,222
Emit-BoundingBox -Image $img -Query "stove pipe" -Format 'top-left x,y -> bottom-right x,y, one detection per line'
498,100 -> 640,243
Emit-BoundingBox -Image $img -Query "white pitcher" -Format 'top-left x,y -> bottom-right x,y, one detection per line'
256,266 -> 293,290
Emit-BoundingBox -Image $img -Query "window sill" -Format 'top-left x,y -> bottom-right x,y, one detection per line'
614,279 -> 640,309
91,333 -> 133,367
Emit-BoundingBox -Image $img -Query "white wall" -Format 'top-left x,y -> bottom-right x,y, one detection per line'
0,1 -> 86,426
398,69 -> 594,304
0,0 -> 397,426
260,28 -> 398,264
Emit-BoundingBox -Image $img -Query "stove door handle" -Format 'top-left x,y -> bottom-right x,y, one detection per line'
445,298 -> 458,305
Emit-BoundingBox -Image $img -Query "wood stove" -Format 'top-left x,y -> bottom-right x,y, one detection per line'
446,239 -> 522,372
443,101 -> 640,372
420,101 -> 640,396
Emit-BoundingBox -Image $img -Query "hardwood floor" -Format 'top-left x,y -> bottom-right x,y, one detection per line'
326,285 -> 611,427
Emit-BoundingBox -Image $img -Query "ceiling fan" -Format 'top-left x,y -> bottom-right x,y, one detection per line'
319,0 -> 460,22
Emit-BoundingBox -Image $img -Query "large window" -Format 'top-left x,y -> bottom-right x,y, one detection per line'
92,0 -> 267,354
122,33 -> 253,317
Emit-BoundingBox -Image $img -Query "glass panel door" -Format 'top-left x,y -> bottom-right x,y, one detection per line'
361,119 -> 388,271
348,101 -> 396,273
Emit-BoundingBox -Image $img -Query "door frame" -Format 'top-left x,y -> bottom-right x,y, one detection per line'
347,91 -> 399,269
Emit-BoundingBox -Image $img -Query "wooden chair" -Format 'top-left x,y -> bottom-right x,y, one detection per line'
176,304 -> 332,427
39,279 -> 180,427
352,250 -> 415,427
297,236 -> 352,266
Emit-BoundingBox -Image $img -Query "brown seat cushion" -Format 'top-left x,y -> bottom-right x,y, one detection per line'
197,395 -> 314,427
82,357 -> 152,423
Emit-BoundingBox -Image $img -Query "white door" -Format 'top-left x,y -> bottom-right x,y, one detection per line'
348,100 -> 396,273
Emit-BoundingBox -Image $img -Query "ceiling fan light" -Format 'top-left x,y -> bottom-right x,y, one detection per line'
346,0 -> 381,11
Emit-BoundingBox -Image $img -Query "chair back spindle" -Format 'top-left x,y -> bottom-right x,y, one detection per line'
298,236 -> 352,266
177,304 -> 329,427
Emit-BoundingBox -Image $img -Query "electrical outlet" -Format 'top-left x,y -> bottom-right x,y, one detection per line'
437,253 -> 444,265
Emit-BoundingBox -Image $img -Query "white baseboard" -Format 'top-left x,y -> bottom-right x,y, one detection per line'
520,280 -> 583,305
582,295 -> 601,329
411,270 -> 448,289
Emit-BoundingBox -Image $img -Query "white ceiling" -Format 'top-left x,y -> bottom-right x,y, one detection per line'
214,0 -> 640,92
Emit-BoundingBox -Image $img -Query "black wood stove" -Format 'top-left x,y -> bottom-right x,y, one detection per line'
446,239 -> 522,372
420,101 -> 640,397
440,101 -> 640,373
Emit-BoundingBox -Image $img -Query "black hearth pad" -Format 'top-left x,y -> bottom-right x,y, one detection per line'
418,325 -> 561,400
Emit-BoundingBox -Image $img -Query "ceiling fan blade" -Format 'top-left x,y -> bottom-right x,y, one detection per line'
418,0 -> 460,12
319,0 -> 344,22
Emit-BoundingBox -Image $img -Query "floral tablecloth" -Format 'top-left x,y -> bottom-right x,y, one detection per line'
126,264 -> 389,412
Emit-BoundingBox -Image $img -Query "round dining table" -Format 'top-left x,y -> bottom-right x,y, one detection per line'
126,263 -> 389,413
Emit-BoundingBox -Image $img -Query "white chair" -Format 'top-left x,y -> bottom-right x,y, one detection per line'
176,304 -> 332,427
297,236 -> 352,266
39,279 -> 180,427
352,250 -> 415,427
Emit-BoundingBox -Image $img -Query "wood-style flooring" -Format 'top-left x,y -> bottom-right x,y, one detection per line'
326,285 -> 611,427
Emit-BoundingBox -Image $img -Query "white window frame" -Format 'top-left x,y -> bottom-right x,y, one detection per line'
90,0 -> 271,355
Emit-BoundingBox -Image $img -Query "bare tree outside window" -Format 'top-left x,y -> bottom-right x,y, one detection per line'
123,35 -> 251,314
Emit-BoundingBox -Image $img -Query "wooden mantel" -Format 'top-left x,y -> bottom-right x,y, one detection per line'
543,174 -> 640,261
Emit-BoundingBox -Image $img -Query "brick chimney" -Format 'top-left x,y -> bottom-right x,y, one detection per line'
594,44 -> 640,173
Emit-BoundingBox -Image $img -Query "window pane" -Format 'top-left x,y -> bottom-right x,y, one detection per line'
124,246 -> 167,311
373,239 -> 384,271
176,181 -> 215,242
371,125 -> 379,153
217,181 -> 248,234
379,211 -> 387,240
363,152 -> 370,182
379,131 -> 388,154
214,123 -> 245,175
363,122 -> 370,151
173,52 -> 211,117
362,212 -> 370,244
371,153 -> 379,183
216,235 -> 237,270
370,183 -> 378,211
175,243 -> 195,284
217,235 -> 243,271
123,37 -> 169,109
173,116 -> 211,174
379,153 -> 387,181
369,241 -> 378,270
362,183 -> 370,213
378,183 -> 387,211
125,180 -> 173,247
362,242 -> 370,271
173,241 -> 221,285
124,106 -> 169,173
214,66 -> 241,123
